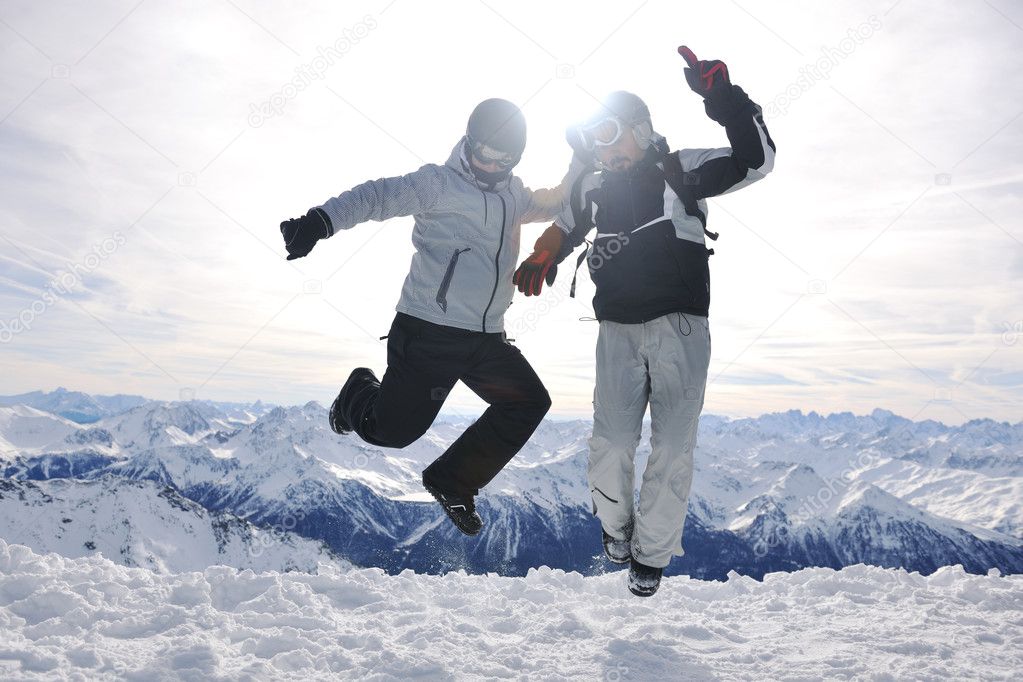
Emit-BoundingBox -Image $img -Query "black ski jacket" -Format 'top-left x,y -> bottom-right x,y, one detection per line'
555,85 -> 776,323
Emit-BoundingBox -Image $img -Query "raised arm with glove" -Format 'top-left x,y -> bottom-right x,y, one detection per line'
674,44 -> 775,197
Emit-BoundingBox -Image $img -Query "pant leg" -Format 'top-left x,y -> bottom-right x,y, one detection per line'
632,312 -> 711,568
347,314 -> 465,448
588,320 -> 648,540
423,335 -> 551,496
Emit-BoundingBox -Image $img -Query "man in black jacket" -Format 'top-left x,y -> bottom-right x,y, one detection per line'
514,46 -> 776,596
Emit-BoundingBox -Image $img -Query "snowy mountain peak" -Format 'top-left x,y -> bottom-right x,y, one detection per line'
102,401 -> 216,449
0,387 -> 148,423
0,476 -> 343,573
0,405 -> 81,453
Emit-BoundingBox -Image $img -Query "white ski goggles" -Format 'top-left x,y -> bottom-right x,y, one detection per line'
578,117 -> 626,150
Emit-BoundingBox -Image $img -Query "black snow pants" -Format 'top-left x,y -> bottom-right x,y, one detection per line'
335,313 -> 551,496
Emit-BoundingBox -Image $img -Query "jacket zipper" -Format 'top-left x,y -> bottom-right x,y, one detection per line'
436,247 -> 472,313
628,173 -> 637,227
481,192 -> 507,333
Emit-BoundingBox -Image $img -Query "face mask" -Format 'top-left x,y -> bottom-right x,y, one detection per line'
463,139 -> 515,188
470,164 -> 510,188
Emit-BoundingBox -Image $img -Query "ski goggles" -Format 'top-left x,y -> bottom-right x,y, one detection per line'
468,137 -> 518,169
577,117 -> 626,150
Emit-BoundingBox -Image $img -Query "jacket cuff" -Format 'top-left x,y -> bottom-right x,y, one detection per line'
310,207 -> 334,238
703,84 -> 753,126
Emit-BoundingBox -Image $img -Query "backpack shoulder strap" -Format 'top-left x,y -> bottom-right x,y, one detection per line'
564,172 -> 602,298
661,151 -> 719,242
565,173 -> 599,252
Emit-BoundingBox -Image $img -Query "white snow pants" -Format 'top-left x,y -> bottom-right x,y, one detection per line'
587,312 -> 711,568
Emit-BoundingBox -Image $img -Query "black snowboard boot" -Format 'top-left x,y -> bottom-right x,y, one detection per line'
602,529 -> 631,564
328,367 -> 377,435
328,391 -> 351,435
422,473 -> 483,536
628,558 -> 663,597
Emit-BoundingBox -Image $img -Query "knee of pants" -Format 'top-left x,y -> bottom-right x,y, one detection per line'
588,432 -> 642,462
506,386 -> 551,425
529,388 -> 553,426
591,410 -> 643,453
373,419 -> 431,449
535,387 -> 553,417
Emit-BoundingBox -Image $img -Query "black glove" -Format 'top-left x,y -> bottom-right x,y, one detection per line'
280,208 -> 333,260
678,45 -> 751,125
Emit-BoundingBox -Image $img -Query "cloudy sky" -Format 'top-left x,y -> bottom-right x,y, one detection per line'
1,0 -> 1020,425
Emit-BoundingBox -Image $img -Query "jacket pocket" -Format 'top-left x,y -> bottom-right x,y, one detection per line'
386,315 -> 416,366
664,234 -> 711,311
435,247 -> 471,313
588,232 -> 631,291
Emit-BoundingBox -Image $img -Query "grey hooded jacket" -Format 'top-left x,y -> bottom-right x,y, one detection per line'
317,139 -> 584,333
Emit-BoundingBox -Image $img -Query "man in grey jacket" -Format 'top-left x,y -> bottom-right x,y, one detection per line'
281,98 -> 583,536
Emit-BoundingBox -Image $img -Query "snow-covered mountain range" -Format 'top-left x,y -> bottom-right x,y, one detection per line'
0,390 -> 1020,579
0,386 -> 272,425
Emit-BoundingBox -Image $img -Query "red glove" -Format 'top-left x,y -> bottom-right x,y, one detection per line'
678,45 -> 731,96
513,224 -> 564,296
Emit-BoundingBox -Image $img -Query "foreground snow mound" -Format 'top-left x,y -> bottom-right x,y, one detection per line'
0,540 -> 1019,681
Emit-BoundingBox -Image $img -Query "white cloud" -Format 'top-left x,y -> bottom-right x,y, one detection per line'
1,0 -> 1020,424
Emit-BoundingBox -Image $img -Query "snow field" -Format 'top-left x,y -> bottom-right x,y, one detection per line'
0,539 -> 1020,681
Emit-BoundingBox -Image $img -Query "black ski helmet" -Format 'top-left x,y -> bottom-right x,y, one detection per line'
466,98 -> 527,162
